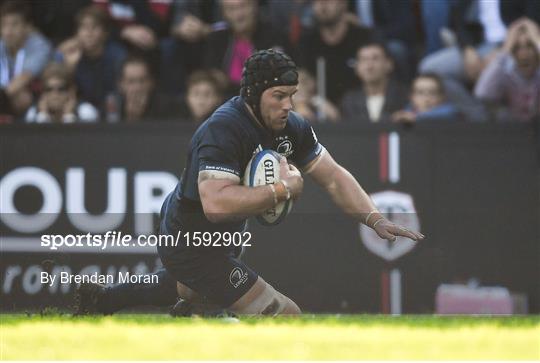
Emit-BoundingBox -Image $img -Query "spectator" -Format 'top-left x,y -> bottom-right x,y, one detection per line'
180,69 -> 227,123
392,73 -> 458,123
443,77 -> 488,122
92,0 -> 173,51
419,0 -> 507,85
203,0 -> 285,89
297,0 -> 373,105
421,0 -> 452,55
114,56 -> 179,122
29,0 -> 91,46
91,0 -> 174,77
352,0 -> 417,81
25,62 -> 98,123
294,69 -> 340,123
56,5 -> 127,114
267,0 -> 314,49
171,0 -> 218,43
341,42 -> 408,123
475,18 -> 540,122
159,0 -> 221,95
0,0 -> 52,121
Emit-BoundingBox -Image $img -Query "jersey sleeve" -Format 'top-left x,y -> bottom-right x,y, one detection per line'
291,116 -> 325,169
197,121 -> 242,179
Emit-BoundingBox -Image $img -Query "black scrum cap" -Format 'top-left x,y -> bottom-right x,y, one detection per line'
240,49 -> 298,114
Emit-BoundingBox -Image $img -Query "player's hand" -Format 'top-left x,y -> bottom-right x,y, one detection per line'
372,218 -> 425,242
279,157 -> 303,199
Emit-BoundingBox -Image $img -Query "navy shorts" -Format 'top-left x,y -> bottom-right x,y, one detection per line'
158,192 -> 258,308
157,196 -> 258,307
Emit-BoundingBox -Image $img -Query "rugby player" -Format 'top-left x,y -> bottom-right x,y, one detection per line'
76,49 -> 424,316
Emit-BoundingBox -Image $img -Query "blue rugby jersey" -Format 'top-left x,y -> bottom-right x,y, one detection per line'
161,96 -> 324,239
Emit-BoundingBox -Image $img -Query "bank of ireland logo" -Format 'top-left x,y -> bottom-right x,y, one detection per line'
359,190 -> 420,261
277,140 -> 293,157
229,267 -> 248,288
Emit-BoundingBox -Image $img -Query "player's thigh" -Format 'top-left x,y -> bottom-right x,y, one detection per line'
229,276 -> 301,315
159,246 -> 258,306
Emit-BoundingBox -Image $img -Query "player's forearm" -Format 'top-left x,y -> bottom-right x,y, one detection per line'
325,166 -> 381,224
203,184 -> 276,222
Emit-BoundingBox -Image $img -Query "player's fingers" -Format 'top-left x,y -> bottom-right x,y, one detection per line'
288,164 -> 301,176
386,224 -> 411,239
390,225 -> 420,241
376,228 -> 397,241
279,157 -> 289,173
397,229 -> 418,241
404,228 -> 425,240
401,230 -> 420,241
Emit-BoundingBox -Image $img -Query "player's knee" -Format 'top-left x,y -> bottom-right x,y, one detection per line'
259,291 -> 300,316
229,278 -> 301,316
280,297 -> 301,315
260,297 -> 281,315
259,295 -> 299,316
246,295 -> 296,316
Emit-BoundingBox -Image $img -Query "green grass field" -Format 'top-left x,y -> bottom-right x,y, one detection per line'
1,314 -> 539,360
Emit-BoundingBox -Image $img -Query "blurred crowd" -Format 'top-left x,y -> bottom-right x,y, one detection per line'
0,0 -> 539,125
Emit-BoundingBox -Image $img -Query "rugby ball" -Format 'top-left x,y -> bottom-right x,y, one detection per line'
244,150 -> 293,226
